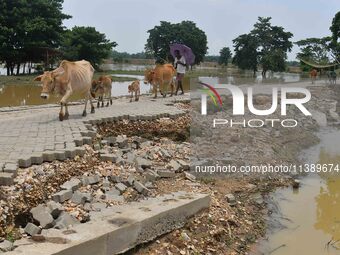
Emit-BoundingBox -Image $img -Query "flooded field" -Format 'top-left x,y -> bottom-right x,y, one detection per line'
0,74 -> 191,107
0,71 -> 301,107
255,129 -> 340,255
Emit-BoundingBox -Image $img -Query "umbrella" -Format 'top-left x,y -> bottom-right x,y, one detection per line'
170,43 -> 195,65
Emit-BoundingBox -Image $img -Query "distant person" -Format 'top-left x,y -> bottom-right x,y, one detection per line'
174,50 -> 186,95
330,70 -> 337,85
310,69 -> 317,84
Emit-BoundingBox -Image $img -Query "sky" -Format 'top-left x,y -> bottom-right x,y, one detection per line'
62,0 -> 340,61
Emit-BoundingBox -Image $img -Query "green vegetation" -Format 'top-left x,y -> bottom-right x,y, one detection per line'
218,47 -> 232,66
145,21 -> 208,64
61,26 -> 116,70
0,0 -> 70,75
295,11 -> 340,68
0,0 -> 116,76
111,51 -> 153,63
232,17 -> 293,77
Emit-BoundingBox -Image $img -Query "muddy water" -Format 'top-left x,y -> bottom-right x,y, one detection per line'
0,74 -> 191,107
255,129 -> 340,255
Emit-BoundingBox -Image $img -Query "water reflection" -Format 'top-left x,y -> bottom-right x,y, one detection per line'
255,129 -> 340,254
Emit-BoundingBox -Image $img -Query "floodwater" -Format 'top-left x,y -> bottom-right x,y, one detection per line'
0,74 -> 191,107
255,129 -> 340,255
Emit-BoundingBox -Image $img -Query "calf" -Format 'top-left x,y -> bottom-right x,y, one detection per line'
128,80 -> 140,102
91,75 -> 113,107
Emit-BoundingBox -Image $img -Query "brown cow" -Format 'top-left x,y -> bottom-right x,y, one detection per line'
144,64 -> 176,98
34,60 -> 95,121
91,75 -> 113,107
310,69 -> 317,84
128,80 -> 140,102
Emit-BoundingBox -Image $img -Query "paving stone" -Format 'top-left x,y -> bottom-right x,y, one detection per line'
110,175 -> 122,183
88,175 -> 100,185
92,202 -> 106,212
100,154 -> 117,162
127,175 -> 135,186
31,154 -> 44,164
157,170 -> 176,178
133,181 -> 150,196
24,223 -> 41,236
116,135 -> 128,148
3,163 -> 18,175
0,172 -> 14,186
0,240 -> 14,252
52,189 -> 73,203
134,157 -> 152,169
46,201 -> 63,219
42,151 -> 56,162
177,159 -> 190,170
60,178 -> 81,191
55,151 -> 66,161
30,204 -> 54,229
18,156 -> 32,168
65,149 -> 77,159
71,191 -> 89,205
54,212 -> 79,229
75,147 -> 86,156
184,172 -> 196,182
144,170 -> 160,182
225,194 -> 236,206
169,159 -> 182,172
115,183 -> 127,193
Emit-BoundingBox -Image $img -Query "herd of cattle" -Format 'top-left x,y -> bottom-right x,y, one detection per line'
34,60 -> 178,121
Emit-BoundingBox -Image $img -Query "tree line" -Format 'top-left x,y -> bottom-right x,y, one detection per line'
0,0 -> 115,75
1,0 -> 338,77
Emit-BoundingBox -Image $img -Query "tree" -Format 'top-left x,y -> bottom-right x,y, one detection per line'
145,21 -> 208,65
296,37 -> 332,70
218,47 -> 232,66
232,17 -> 293,77
61,26 -> 117,69
232,34 -> 258,75
330,11 -> 340,63
0,0 -> 71,75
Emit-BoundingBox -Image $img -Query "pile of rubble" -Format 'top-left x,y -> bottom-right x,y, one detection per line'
0,116 -> 191,252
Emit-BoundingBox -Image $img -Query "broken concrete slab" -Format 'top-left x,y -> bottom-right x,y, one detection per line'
8,192 -> 210,255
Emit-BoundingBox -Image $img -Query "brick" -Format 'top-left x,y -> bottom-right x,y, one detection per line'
55,212 -> 79,229
115,183 -> 127,193
133,181 -> 150,196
